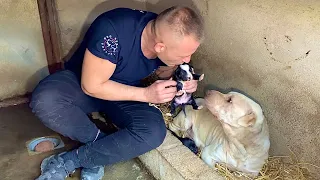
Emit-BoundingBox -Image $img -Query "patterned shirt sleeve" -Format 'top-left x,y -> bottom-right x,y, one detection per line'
86,18 -> 120,64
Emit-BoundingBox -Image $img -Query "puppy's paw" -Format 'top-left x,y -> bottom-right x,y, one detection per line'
176,90 -> 184,96
199,74 -> 204,81
212,166 -> 218,171
197,105 -> 203,110
165,113 -> 173,117
196,149 -> 202,157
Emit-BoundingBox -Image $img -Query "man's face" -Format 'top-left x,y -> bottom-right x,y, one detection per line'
155,35 -> 201,66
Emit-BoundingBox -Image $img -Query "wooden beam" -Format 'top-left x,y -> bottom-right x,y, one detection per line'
37,0 -> 63,74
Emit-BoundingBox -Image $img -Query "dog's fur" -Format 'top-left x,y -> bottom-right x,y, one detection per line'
168,90 -> 270,176
166,63 -> 204,116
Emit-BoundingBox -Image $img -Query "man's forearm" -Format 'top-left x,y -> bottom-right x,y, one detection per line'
82,80 -> 148,102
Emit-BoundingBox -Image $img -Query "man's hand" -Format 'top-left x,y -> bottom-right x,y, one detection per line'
183,80 -> 198,93
144,79 -> 177,103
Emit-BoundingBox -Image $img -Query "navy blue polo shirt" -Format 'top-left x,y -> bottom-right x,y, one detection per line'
65,8 -> 165,86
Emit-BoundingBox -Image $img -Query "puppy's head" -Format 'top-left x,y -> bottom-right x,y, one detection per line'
174,63 -> 194,81
204,90 -> 263,128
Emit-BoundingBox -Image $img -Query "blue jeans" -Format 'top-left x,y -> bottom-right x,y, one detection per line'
29,70 -> 166,168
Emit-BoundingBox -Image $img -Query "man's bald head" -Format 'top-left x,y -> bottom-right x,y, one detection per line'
147,6 -> 204,66
152,6 -> 205,43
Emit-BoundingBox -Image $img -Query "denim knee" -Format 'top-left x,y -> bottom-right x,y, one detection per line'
29,86 -> 64,124
29,71 -> 78,125
131,111 -> 167,150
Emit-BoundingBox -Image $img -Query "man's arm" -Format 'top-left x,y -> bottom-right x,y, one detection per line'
81,49 -> 148,102
81,49 -> 177,103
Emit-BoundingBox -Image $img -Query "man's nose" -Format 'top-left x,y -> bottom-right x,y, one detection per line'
182,56 -> 191,63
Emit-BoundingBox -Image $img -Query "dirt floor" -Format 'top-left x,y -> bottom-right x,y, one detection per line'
0,103 -> 154,180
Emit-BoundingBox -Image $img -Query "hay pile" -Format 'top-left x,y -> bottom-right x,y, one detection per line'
214,154 -> 317,180
148,102 -> 174,125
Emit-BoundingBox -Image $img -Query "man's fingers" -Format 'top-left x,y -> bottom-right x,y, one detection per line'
186,88 -> 196,93
162,96 -> 175,103
157,80 -> 177,88
162,86 -> 177,94
163,91 -> 176,99
154,79 -> 165,83
183,80 -> 197,90
183,84 -> 197,91
162,98 -> 173,103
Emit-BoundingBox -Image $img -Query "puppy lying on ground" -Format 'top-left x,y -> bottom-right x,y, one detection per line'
168,90 -> 270,176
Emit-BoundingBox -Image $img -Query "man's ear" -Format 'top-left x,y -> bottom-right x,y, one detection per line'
237,112 -> 256,127
154,42 -> 166,53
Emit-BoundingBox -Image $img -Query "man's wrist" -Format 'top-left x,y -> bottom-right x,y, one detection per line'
134,87 -> 149,103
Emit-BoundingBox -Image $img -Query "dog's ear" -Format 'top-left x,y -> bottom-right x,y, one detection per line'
190,66 -> 195,74
237,112 -> 256,127
175,67 -> 183,80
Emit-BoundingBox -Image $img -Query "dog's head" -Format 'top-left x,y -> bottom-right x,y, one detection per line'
173,63 -> 195,81
204,90 -> 264,128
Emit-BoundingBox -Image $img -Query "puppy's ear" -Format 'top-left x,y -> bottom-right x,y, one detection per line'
190,66 -> 195,74
237,112 -> 256,127
175,68 -> 183,80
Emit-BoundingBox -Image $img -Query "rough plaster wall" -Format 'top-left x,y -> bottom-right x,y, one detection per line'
148,0 -> 320,177
55,0 -> 320,177
0,0 -> 49,100
55,0 -> 147,61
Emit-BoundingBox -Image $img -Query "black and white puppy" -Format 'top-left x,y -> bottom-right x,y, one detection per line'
169,128 -> 199,154
166,63 -> 204,117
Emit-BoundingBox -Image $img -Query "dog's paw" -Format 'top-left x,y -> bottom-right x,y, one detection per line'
212,166 -> 218,171
197,105 -> 203,110
165,113 -> 173,117
176,90 -> 186,96
199,74 -> 204,81
176,90 -> 184,96
196,148 -> 202,157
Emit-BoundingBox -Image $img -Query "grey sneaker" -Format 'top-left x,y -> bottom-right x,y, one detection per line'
81,165 -> 104,180
36,152 -> 76,180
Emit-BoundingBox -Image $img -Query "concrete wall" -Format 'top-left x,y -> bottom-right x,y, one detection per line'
55,0 -> 147,61
148,0 -> 320,177
56,0 -> 320,177
0,0 -> 49,100
196,1 -> 320,176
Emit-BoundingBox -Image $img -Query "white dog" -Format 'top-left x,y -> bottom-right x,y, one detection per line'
168,90 -> 270,176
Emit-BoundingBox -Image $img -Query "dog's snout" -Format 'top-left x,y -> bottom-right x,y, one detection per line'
206,90 -> 217,96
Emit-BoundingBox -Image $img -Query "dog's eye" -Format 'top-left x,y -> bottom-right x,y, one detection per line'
227,97 -> 232,103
